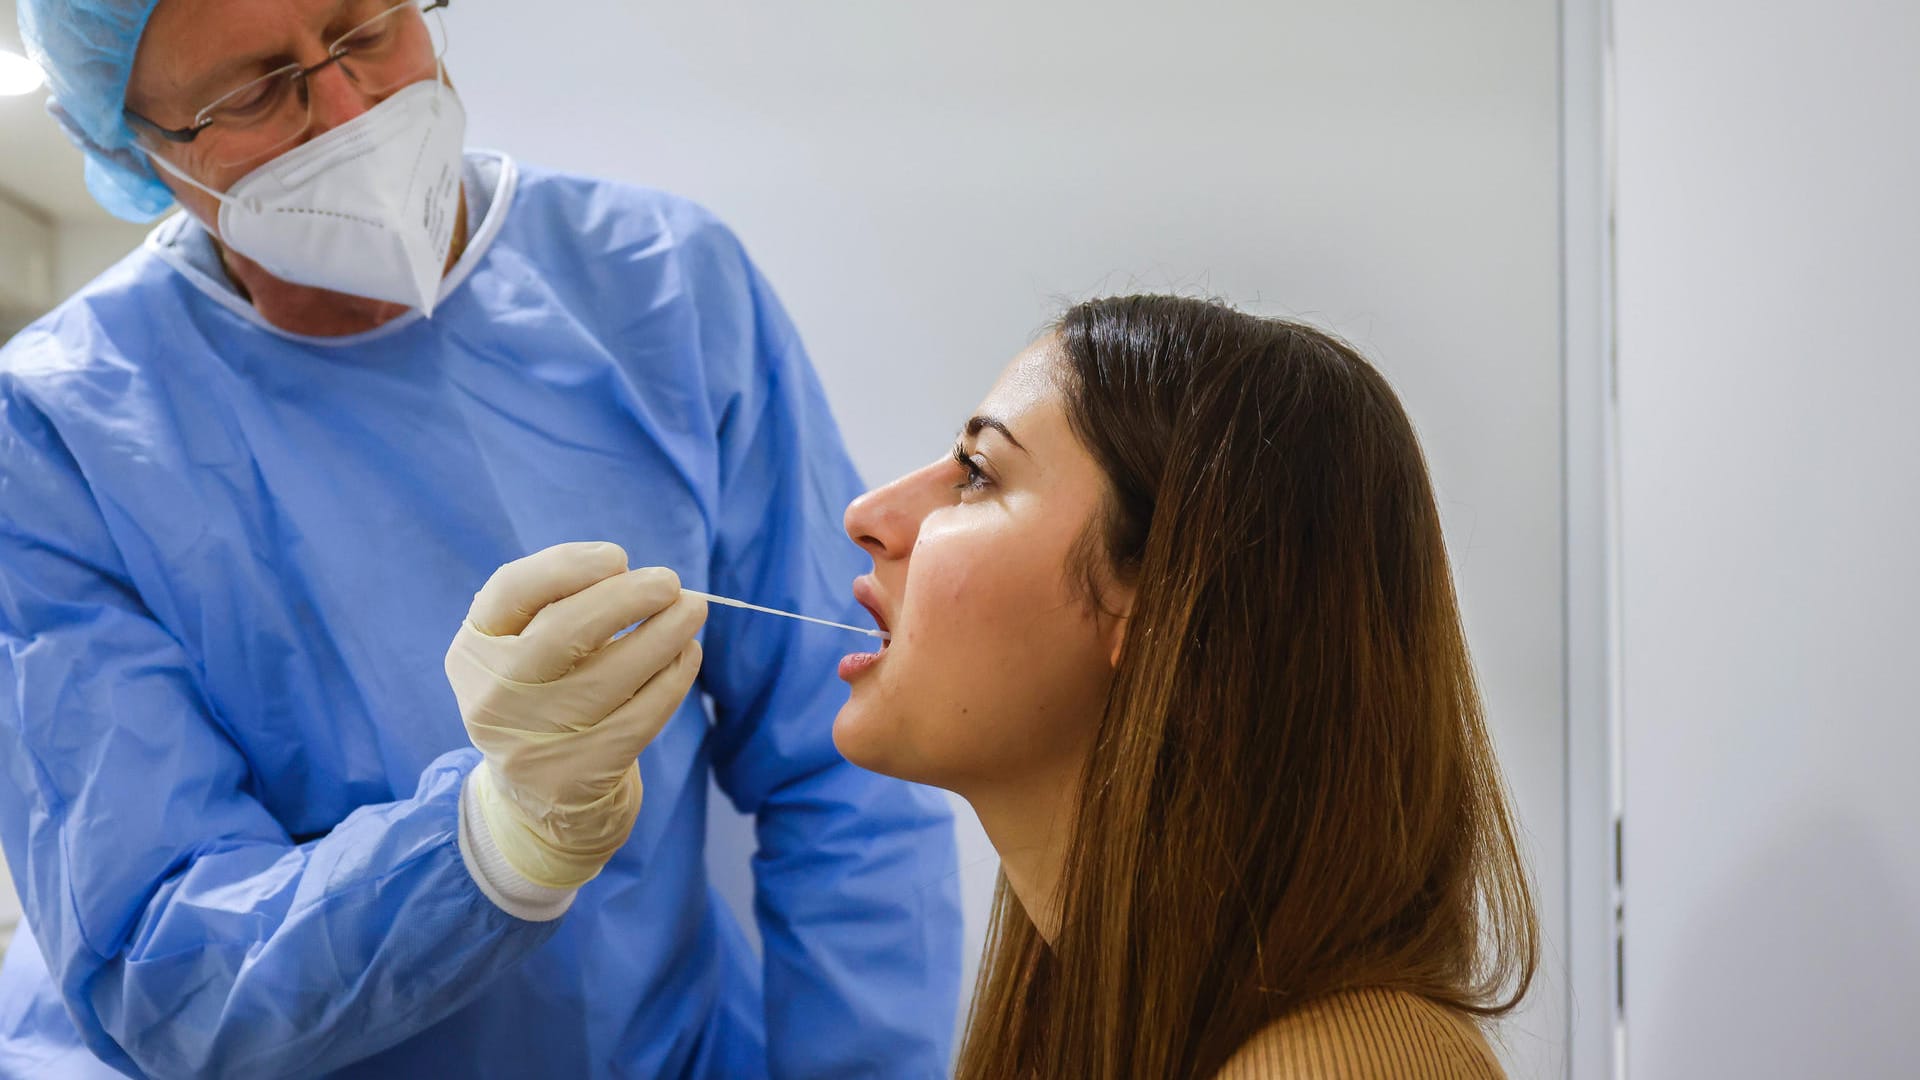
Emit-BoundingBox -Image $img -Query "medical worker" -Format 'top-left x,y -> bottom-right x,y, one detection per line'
0,0 -> 961,1076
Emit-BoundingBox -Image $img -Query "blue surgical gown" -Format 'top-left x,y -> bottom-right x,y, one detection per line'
0,152 -> 961,1079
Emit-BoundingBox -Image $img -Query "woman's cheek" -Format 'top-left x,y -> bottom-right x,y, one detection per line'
924,516 -> 1053,611
910,527 -> 974,597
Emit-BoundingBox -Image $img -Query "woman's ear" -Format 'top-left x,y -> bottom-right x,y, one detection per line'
1102,583 -> 1136,670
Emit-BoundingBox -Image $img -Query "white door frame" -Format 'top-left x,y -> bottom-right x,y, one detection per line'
1560,0 -> 1621,1077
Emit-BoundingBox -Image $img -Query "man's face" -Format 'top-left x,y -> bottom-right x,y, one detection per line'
126,0 -> 443,230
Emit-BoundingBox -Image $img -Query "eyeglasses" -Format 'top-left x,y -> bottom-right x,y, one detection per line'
127,0 -> 451,170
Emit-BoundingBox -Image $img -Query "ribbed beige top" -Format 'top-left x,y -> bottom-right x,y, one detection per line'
1213,988 -> 1506,1079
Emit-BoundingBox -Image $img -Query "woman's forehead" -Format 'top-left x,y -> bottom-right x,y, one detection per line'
976,336 -> 1064,422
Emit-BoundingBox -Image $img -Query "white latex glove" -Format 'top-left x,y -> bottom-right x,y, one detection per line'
445,542 -> 706,893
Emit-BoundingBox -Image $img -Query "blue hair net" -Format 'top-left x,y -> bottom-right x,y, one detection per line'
18,0 -> 176,222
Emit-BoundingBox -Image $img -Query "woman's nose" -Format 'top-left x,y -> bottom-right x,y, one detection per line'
845,459 -> 946,560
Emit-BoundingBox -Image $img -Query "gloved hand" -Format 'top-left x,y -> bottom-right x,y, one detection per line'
445,542 -> 707,890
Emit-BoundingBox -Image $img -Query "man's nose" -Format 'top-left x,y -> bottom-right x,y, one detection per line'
303,57 -> 381,136
845,460 -> 947,560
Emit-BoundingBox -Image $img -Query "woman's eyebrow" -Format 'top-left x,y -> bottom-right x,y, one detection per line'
964,415 -> 1028,454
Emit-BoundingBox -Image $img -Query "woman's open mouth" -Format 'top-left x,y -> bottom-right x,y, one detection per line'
857,597 -> 892,651
840,584 -> 892,682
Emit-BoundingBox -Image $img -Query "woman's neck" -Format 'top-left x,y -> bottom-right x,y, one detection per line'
964,765 -> 1082,944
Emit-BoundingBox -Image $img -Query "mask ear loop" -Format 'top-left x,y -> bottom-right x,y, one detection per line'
141,143 -> 255,213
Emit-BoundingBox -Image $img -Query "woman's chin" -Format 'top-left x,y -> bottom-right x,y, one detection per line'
832,703 -> 937,786
831,704 -> 894,776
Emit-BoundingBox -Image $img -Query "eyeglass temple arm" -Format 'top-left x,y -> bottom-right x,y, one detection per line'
125,109 -> 206,144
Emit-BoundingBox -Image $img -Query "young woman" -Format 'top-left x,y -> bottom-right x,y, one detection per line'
834,295 -> 1538,1079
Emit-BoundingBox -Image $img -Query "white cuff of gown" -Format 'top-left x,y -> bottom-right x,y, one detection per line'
457,770 -> 578,923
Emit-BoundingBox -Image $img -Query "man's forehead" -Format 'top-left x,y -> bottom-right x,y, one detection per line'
134,0 -> 357,99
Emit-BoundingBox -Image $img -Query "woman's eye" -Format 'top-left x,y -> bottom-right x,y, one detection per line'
950,446 -> 991,494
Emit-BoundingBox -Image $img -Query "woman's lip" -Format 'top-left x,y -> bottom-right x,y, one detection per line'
838,649 -> 883,683
851,577 -> 893,637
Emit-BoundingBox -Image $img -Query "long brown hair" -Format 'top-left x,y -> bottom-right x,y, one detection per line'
955,296 -> 1537,1079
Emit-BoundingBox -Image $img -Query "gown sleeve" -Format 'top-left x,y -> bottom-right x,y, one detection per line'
0,363 -> 559,1079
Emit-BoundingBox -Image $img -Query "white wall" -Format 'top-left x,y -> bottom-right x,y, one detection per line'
52,220 -> 150,300
0,191 -> 53,339
1615,3 -> 1920,1077
456,2 -> 1572,1071
0,200 -> 144,336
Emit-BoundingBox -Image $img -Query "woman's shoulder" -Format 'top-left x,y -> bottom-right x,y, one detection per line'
1214,988 -> 1507,1080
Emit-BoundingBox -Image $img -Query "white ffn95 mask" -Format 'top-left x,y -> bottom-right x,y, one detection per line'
147,77 -> 467,315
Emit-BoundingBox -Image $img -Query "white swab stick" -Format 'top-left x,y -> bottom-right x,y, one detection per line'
682,589 -> 891,641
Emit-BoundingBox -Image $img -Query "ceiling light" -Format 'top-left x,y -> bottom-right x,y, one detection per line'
0,49 -> 46,97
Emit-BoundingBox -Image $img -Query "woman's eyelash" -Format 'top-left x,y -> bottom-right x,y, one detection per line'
951,446 -> 990,492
